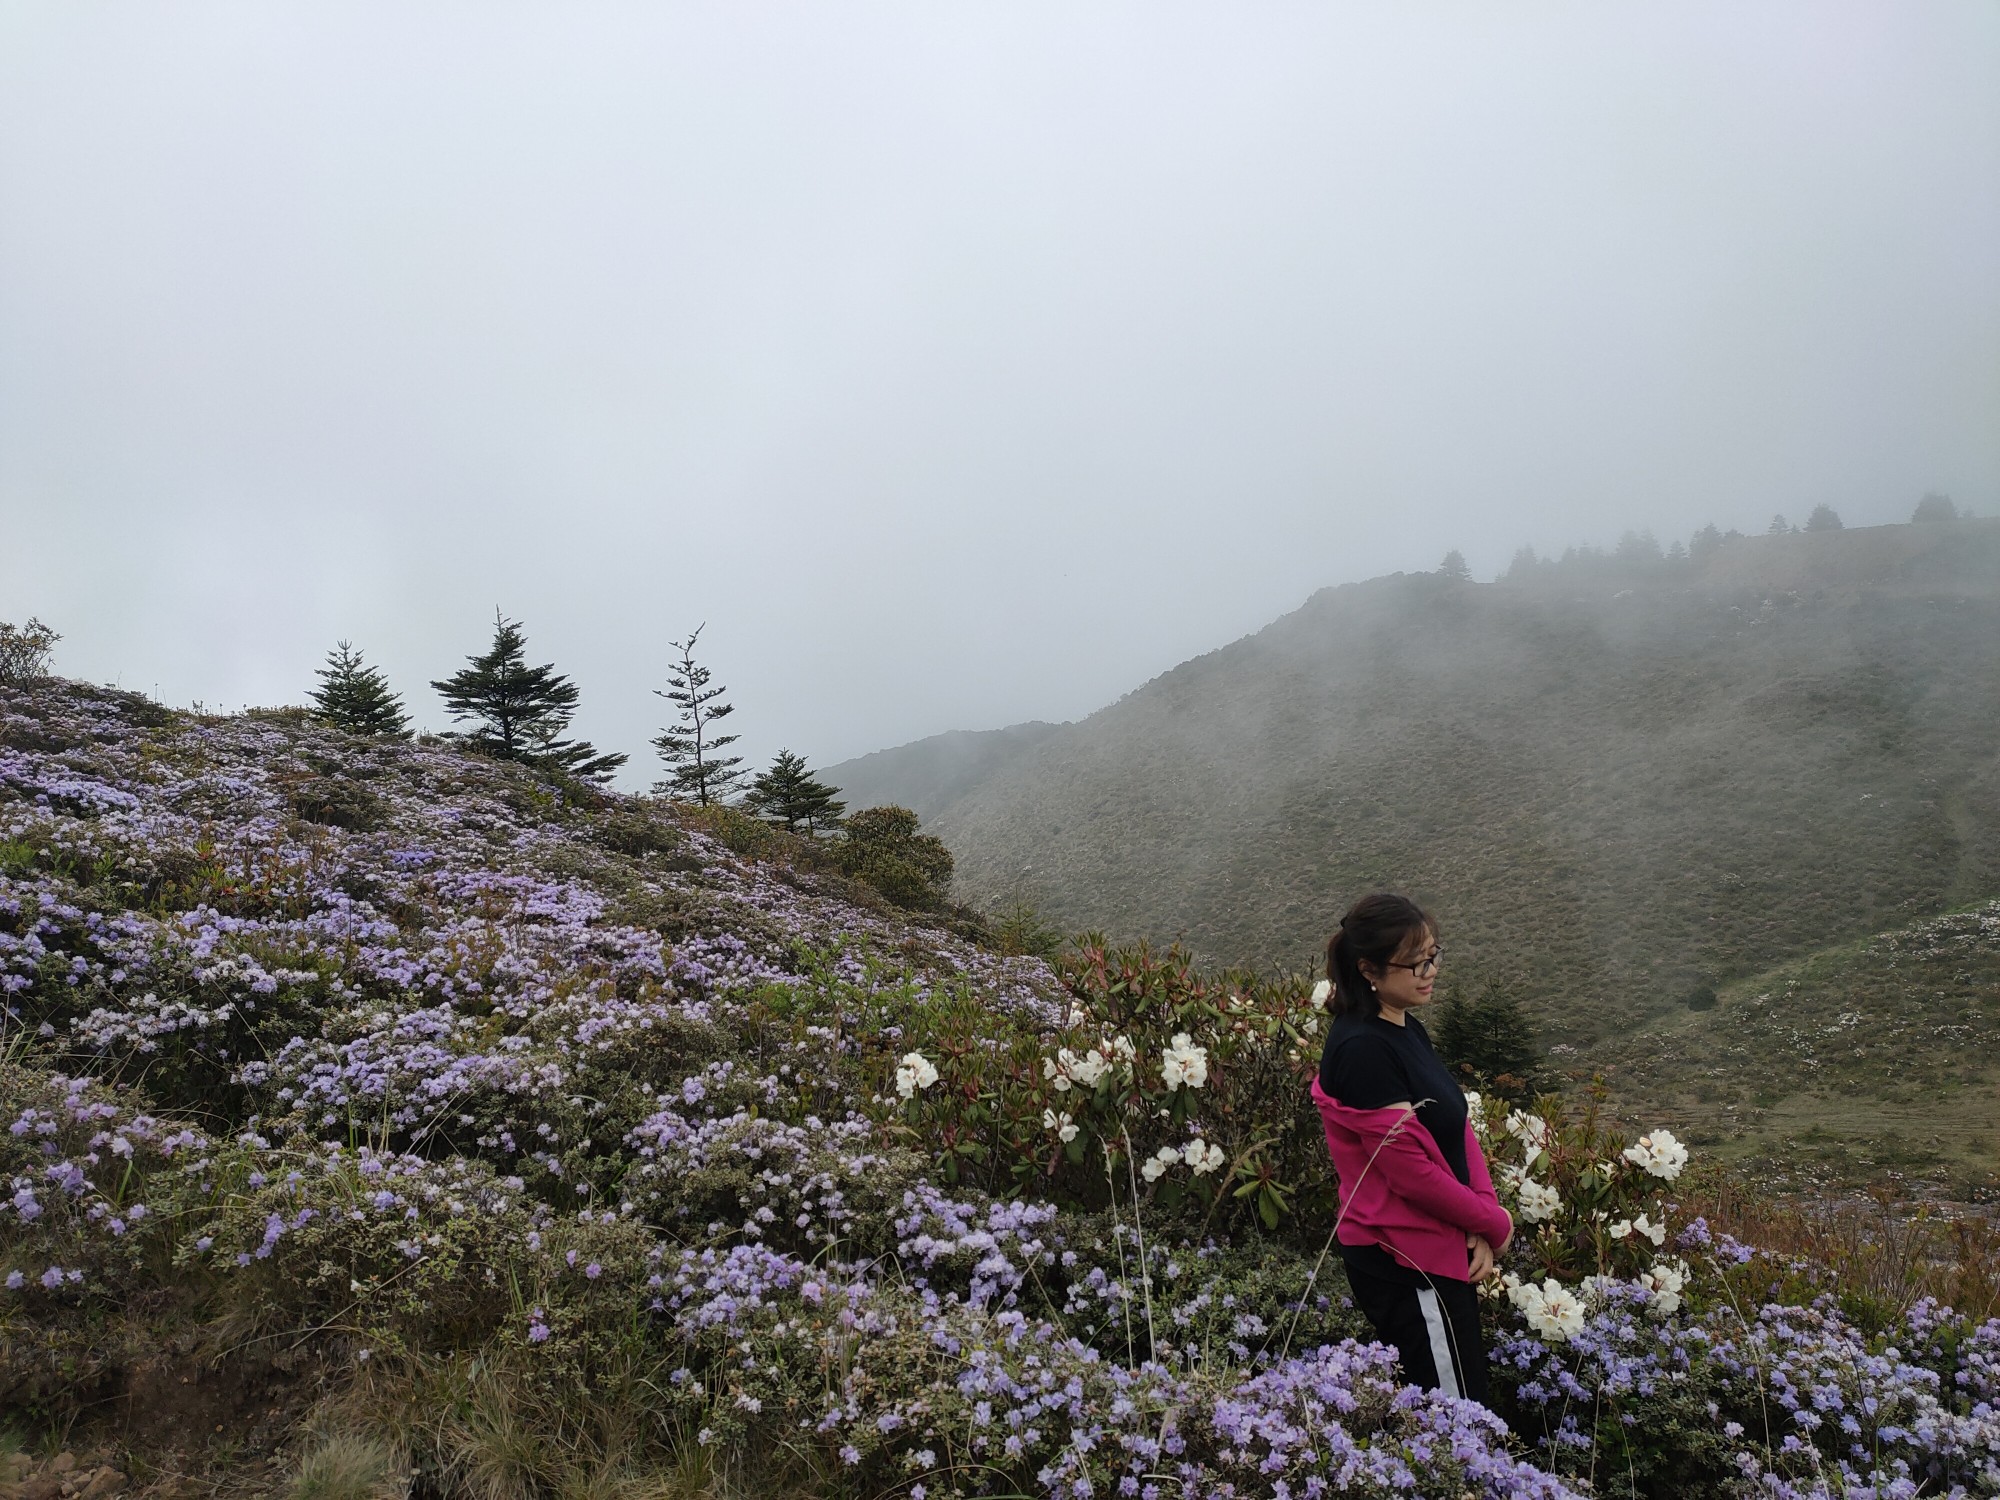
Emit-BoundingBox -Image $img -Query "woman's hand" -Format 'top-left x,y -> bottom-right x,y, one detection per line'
1466,1232 -> 1497,1283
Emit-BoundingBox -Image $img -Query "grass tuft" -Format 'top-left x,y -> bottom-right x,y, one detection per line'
289,1432 -> 405,1500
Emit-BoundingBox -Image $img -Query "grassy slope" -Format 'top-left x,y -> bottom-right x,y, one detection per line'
842,522 -> 2000,1055
1595,899 -> 2000,1199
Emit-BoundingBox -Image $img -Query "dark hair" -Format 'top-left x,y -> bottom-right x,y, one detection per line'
1324,892 -> 1435,1018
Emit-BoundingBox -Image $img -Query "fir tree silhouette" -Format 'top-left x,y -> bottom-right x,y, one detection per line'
744,749 -> 847,834
311,641 -> 410,738
652,624 -> 746,805
431,611 -> 627,784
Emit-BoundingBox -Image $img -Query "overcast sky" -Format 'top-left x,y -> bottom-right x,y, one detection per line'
3,3 -> 1996,786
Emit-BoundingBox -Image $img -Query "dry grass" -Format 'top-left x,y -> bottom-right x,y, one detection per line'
303,1351 -> 776,1500
288,1432 -> 407,1500
1688,1174 -> 2000,1325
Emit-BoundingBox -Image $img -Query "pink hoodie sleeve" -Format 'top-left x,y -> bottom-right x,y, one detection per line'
1373,1114 -> 1514,1246
1461,1123 -> 1513,1249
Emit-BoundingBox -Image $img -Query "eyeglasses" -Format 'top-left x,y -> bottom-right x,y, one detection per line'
1384,947 -> 1443,980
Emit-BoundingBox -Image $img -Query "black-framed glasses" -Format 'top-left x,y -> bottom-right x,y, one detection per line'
1385,947 -> 1443,980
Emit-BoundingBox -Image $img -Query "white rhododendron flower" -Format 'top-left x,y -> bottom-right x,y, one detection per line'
1185,1138 -> 1226,1176
1042,1109 -> 1078,1144
1609,1218 -> 1633,1241
1141,1145 -> 1182,1183
1045,1046 -> 1111,1092
1632,1212 -> 1667,1246
1310,979 -> 1333,1005
1506,1276 -> 1587,1342
1111,1035 -> 1136,1064
1505,1110 -> 1551,1159
1160,1033 -> 1209,1091
1639,1259 -> 1687,1316
1463,1092 -> 1486,1132
894,1052 -> 939,1100
1622,1130 -> 1689,1181
1518,1179 -> 1561,1223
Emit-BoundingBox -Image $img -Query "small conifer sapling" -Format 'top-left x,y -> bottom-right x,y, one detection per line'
311,641 -> 410,738
652,624 -> 747,805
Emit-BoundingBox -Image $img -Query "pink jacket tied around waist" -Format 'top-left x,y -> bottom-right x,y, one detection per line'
1309,1077 -> 1513,1282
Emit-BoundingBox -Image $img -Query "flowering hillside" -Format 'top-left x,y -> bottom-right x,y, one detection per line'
2,680 -> 1997,1498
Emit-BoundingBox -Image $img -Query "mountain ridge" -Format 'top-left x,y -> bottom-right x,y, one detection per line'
829,518 -> 2000,1043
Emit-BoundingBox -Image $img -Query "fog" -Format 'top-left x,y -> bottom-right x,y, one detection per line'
2,3 -> 1996,788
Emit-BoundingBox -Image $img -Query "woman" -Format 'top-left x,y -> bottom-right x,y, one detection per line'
1309,892 -> 1512,1403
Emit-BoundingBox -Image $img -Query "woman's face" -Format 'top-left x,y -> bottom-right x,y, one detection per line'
1363,926 -> 1440,1012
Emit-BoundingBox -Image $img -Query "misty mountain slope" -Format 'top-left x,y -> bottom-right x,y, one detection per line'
849,521 -> 2000,1041
827,720 -> 1065,822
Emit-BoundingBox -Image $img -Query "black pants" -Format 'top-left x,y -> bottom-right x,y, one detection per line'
1343,1256 -> 1489,1404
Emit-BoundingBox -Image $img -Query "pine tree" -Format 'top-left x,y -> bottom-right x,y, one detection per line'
311,641 -> 410,738
651,624 -> 746,805
1503,546 -> 1539,582
1433,978 -> 1539,1095
1805,504 -> 1844,532
1689,524 -> 1723,560
1438,549 -> 1471,581
431,611 -> 627,784
1615,530 -> 1661,563
1768,514 -> 1792,535
743,749 -> 847,834
1912,492 -> 1958,523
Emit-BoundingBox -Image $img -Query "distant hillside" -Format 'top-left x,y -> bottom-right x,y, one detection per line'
1597,899 -> 2000,1199
842,520 -> 2000,1043
827,720 -> 1065,821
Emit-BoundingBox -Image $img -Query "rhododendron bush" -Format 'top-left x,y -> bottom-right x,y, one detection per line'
2,679 -> 1996,1497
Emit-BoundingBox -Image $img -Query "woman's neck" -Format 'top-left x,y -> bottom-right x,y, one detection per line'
1376,1002 -> 1409,1027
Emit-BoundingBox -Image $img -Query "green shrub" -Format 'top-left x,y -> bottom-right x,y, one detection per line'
834,805 -> 953,910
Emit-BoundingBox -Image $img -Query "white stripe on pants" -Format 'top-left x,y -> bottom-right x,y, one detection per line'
1415,1287 -> 1460,1398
